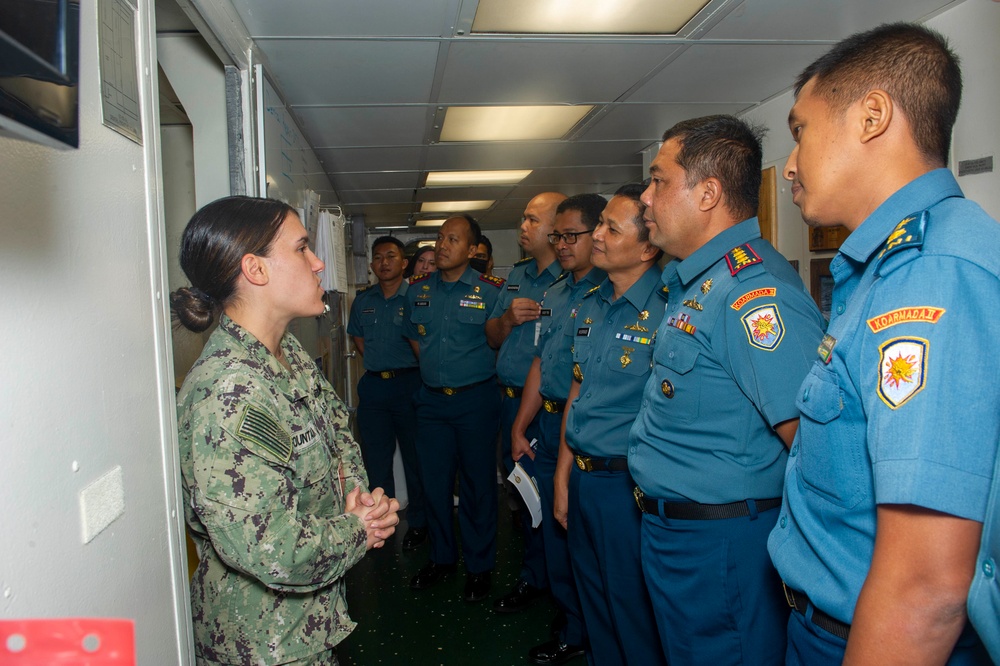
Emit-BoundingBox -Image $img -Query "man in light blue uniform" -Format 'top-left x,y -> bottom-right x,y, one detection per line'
554,184 -> 667,666
486,192 -> 566,613
628,115 -> 825,665
348,236 -> 427,551
512,193 -> 607,666
402,215 -> 505,603
767,24 -> 1000,664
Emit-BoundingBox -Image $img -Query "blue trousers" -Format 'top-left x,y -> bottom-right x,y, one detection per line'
413,382 -> 500,574
568,467 -> 665,666
536,409 -> 585,646
500,392 -> 548,589
785,600 -> 992,665
640,504 -> 788,666
356,371 -> 426,529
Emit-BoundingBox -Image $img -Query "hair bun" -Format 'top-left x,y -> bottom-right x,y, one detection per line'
170,286 -> 217,333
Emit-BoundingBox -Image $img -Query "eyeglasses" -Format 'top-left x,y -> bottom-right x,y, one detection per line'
547,229 -> 594,245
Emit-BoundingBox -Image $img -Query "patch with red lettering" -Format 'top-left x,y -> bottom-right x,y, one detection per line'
730,287 -> 777,310
866,307 -> 945,333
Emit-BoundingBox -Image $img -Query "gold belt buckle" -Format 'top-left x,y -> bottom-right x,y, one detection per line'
443,387 -> 456,396
380,370 -> 393,379
504,386 -> 516,398
782,581 -> 797,609
633,486 -> 645,512
575,455 -> 593,472
543,399 -> 556,413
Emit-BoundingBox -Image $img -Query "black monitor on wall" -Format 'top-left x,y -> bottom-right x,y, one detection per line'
0,0 -> 80,149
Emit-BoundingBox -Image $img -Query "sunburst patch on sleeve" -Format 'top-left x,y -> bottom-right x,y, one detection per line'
877,337 -> 928,409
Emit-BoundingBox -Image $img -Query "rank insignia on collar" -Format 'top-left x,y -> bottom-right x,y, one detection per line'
638,310 -> 649,321
877,337 -> 928,409
701,279 -> 712,294
725,244 -> 763,276
410,273 -> 431,285
741,304 -> 784,351
878,211 -> 927,259
587,285 -> 600,295
480,274 -> 506,287
682,297 -> 704,311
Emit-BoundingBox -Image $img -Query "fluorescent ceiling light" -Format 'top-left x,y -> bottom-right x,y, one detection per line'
414,219 -> 448,227
374,226 -> 409,230
472,0 -> 708,34
440,106 -> 592,142
421,200 -> 495,213
426,170 -> 532,187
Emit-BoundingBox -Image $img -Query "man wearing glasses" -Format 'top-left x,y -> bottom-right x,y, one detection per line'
511,193 -> 607,665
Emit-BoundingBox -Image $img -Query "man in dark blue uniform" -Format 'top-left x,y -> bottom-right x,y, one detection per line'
511,193 -> 607,665
347,236 -> 427,551
767,24 -> 1000,664
403,215 -> 505,603
554,184 -> 667,666
628,115 -> 826,665
485,192 -> 566,613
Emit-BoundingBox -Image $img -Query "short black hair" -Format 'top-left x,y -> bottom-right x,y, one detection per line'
795,22 -> 961,167
613,183 -> 651,242
477,234 -> 493,258
446,214 -> 482,246
661,115 -> 765,221
371,235 -> 405,254
556,193 -> 607,231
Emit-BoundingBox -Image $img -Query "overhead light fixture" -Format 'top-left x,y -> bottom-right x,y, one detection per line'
414,218 -> 448,227
426,170 -> 532,187
373,225 -> 409,230
420,200 -> 495,213
471,0 -> 708,34
440,106 -> 592,142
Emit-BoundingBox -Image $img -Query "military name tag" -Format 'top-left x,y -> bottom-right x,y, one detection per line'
415,301 -> 430,307
577,327 -> 591,337
540,308 -> 552,317
507,284 -> 520,291
362,307 -> 375,314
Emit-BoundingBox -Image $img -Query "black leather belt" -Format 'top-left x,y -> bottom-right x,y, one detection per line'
783,582 -> 851,640
541,396 -> 566,414
634,488 -> 782,520
368,367 -> 418,379
575,455 -> 628,473
425,376 -> 495,396
501,384 -> 523,399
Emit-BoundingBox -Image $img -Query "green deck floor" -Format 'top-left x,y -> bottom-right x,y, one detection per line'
337,493 -> 573,666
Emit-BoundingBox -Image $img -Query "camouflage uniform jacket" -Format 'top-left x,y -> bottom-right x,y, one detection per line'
177,314 -> 369,665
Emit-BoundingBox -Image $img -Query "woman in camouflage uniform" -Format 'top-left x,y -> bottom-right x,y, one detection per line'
171,196 -> 399,666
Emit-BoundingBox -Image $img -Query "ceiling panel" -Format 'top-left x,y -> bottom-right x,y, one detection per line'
580,103 -> 751,141
258,40 -> 441,105
294,107 -> 429,148
234,0 -> 454,37
629,43 -> 831,104
332,171 -> 421,192
316,146 -> 424,173
439,41 -> 683,104
704,0 -> 961,40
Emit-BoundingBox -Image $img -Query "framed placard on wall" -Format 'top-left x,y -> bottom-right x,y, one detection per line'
758,166 -> 777,246
809,225 -> 850,252
810,257 -> 834,320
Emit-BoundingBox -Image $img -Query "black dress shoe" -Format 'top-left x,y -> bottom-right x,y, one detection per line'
464,571 -> 492,602
401,527 -> 428,551
409,561 -> 456,590
492,579 -> 546,613
528,638 -> 585,665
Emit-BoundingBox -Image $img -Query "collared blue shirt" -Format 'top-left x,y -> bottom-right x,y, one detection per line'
491,257 -> 563,387
536,268 -> 606,401
347,281 -> 417,372
628,218 -> 825,503
769,169 -> 1000,628
402,267 -> 504,387
566,266 -> 667,458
